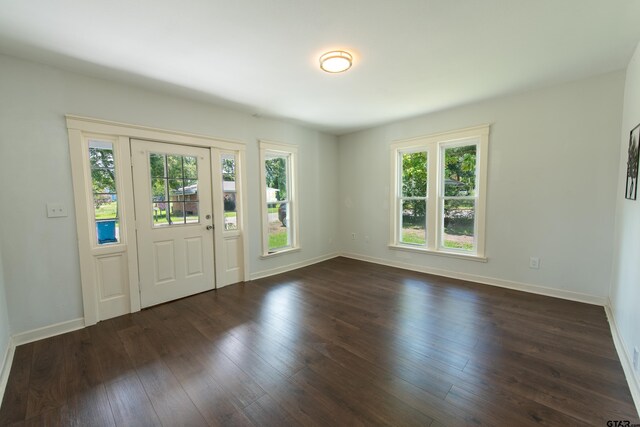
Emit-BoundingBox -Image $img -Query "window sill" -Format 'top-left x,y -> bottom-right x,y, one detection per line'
260,247 -> 300,259
388,244 -> 487,262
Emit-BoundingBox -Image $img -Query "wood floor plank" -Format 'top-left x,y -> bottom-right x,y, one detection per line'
118,325 -> 209,426
205,326 -> 291,392
62,329 -> 103,391
185,334 -> 267,410
304,356 -> 435,426
146,302 -> 267,412
24,335 -> 68,419
18,404 -> 72,427
62,329 -> 115,426
445,384 -> 539,427
105,374 -> 161,427
87,321 -> 136,385
165,353 -> 251,427
2,257 -> 638,425
465,345 -> 635,405
65,386 -> 115,427
0,343 -> 34,425
262,377 -> 349,426
461,361 -> 636,425
286,369 -> 369,426
240,394 -> 297,427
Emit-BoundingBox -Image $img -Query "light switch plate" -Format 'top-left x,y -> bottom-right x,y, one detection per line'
47,203 -> 67,218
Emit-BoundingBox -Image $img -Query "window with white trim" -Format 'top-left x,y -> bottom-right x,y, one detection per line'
221,153 -> 238,231
390,125 -> 489,259
259,141 -> 298,255
89,138 -> 121,245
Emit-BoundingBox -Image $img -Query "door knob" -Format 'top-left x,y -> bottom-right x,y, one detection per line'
206,225 -> 213,230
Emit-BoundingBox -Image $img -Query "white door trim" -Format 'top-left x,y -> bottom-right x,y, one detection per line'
66,115 -> 248,325
211,149 -> 246,287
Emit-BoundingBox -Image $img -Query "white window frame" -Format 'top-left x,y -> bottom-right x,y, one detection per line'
389,124 -> 489,261
85,135 -> 126,248
219,151 -> 241,232
259,140 -> 299,257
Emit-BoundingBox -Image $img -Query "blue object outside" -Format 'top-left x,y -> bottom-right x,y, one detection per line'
97,220 -> 117,244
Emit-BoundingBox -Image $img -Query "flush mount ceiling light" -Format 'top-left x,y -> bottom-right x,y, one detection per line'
319,50 -> 353,73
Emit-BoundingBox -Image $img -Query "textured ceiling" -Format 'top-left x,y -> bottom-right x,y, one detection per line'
1,0 -> 639,134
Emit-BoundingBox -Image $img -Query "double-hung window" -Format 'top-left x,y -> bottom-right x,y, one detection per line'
390,125 -> 489,259
259,140 -> 299,256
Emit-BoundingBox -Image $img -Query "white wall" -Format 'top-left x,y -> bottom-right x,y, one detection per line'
610,41 -> 640,397
338,72 -> 624,301
0,51 -> 628,338
0,244 -> 10,365
0,54 -> 339,335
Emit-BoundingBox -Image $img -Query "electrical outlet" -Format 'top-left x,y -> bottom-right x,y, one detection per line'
351,233 -> 356,240
46,202 -> 67,218
634,347 -> 639,371
364,235 -> 369,243
529,257 -> 540,269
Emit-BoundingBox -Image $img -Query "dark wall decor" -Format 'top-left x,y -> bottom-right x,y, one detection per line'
625,123 -> 640,200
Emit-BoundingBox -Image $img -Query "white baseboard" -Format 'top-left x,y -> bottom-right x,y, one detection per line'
605,304 -> 640,417
0,336 -> 15,406
250,252 -> 340,281
12,317 -> 85,347
340,252 -> 607,306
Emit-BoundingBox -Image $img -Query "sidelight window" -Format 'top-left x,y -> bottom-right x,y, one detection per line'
89,140 -> 120,245
221,153 -> 238,231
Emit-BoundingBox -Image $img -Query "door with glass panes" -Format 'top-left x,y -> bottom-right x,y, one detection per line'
131,139 -> 215,307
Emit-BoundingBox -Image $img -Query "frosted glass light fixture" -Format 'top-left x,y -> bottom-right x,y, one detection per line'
319,50 -> 353,73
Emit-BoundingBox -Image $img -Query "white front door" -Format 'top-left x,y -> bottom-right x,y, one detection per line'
131,139 -> 215,308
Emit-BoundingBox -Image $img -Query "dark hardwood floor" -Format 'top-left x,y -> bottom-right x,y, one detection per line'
1,257 -> 638,426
